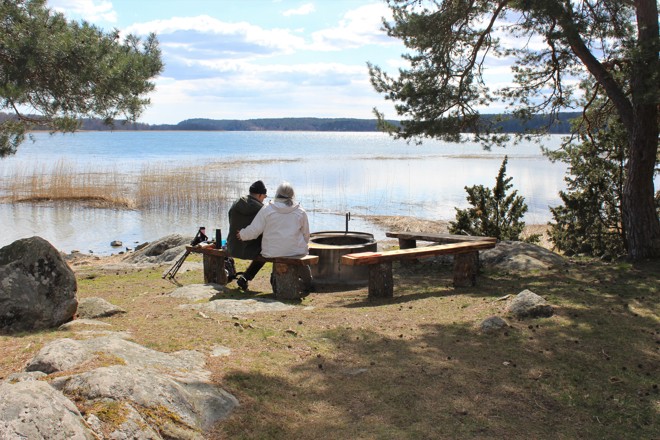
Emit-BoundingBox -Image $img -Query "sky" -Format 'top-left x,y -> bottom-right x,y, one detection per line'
46,0 -> 414,125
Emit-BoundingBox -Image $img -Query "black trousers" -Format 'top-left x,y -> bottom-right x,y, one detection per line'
243,260 -> 265,280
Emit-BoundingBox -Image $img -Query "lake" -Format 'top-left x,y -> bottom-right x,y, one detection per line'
0,131 -> 569,255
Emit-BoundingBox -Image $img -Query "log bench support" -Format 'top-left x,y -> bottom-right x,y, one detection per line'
260,255 -> 318,300
368,261 -> 394,298
187,246 -> 228,284
386,231 -> 497,288
453,251 -> 479,287
187,246 -> 319,300
341,240 -> 497,299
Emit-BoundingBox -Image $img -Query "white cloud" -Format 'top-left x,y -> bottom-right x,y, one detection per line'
282,3 -> 315,17
309,3 -> 395,50
144,60 -> 389,123
48,0 -> 117,23
124,16 -> 305,55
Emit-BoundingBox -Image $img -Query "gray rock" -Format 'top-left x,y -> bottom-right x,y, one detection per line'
481,241 -> 566,272
506,289 -> 554,319
105,403 -> 162,439
134,241 -> 150,252
169,284 -> 225,301
58,319 -> 112,331
76,297 -> 126,319
54,365 -> 237,437
71,330 -> 133,339
11,336 -> 239,439
211,345 -> 232,357
0,236 -> 78,332
4,371 -> 47,383
0,380 -> 94,439
479,316 -> 508,333
122,234 -> 192,265
181,297 -> 295,315
25,338 -> 92,374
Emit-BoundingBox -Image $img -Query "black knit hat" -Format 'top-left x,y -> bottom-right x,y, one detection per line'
249,180 -> 267,195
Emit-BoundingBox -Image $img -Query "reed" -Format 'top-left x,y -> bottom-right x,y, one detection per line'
0,159 -> 238,212
135,162 -> 236,212
2,160 -> 131,207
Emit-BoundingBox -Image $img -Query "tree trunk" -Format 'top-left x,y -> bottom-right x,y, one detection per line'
623,0 -> 660,260
622,129 -> 660,260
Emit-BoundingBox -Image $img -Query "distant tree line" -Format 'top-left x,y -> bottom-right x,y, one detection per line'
0,112 -> 580,134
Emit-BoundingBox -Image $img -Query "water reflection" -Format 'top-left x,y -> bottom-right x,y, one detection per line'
0,132 -> 574,254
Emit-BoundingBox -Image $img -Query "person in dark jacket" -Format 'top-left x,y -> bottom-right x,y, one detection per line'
227,180 -> 267,290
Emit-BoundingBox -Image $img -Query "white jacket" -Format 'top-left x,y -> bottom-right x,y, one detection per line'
239,201 -> 310,258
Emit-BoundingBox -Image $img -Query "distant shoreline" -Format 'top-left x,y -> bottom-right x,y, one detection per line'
13,113 -> 581,134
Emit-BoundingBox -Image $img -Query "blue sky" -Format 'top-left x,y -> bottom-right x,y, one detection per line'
47,0 -> 412,124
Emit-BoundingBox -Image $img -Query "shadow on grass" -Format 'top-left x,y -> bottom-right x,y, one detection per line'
213,259 -> 658,440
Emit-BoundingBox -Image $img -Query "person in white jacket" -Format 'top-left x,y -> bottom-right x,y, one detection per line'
237,181 -> 310,257
237,182 -> 312,290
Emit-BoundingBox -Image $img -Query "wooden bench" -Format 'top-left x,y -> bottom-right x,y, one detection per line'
385,231 -> 497,268
186,246 -> 319,299
385,231 -> 497,248
340,239 -> 497,299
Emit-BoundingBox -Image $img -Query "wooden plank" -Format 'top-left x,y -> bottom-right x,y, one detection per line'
386,231 -> 497,244
255,254 -> 319,266
186,246 -> 227,257
341,241 -> 496,266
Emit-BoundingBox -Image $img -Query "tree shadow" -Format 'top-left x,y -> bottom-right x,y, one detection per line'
211,259 -> 658,439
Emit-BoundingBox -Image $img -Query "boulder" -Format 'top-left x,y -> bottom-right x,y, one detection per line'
0,380 -> 94,439
506,289 -> 554,319
0,236 -> 78,332
180,296 -> 296,315
6,336 -> 239,439
58,319 -> 112,331
122,234 -> 192,265
168,283 -> 225,301
53,365 -> 236,438
25,338 -> 92,374
479,316 -> 508,333
481,241 -> 566,272
76,297 -> 126,319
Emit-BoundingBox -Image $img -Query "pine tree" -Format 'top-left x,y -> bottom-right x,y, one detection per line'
449,156 -> 529,241
369,0 -> 659,259
0,0 -> 163,157
547,103 -> 660,259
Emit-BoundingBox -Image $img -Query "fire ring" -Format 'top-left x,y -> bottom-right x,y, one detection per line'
308,231 -> 377,285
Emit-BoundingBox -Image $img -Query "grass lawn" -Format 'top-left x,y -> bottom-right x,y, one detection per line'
1,255 -> 658,439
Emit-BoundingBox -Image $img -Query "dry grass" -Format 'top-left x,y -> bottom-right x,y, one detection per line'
135,162 -> 235,210
3,160 -> 133,208
0,159 -> 239,211
1,255 -> 657,439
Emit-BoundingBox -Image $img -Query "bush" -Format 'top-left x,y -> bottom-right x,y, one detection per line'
449,156 -> 532,241
546,116 -> 631,259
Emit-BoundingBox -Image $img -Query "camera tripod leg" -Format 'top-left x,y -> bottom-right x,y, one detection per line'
162,250 -> 190,279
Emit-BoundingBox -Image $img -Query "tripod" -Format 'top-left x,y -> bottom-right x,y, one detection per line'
162,249 -> 191,280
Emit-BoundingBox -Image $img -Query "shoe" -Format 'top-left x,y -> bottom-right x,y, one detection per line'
237,275 -> 248,291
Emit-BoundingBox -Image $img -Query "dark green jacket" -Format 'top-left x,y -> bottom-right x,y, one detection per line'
227,195 -> 264,259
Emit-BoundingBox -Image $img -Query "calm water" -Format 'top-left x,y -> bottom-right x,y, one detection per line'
1,131 -> 569,255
